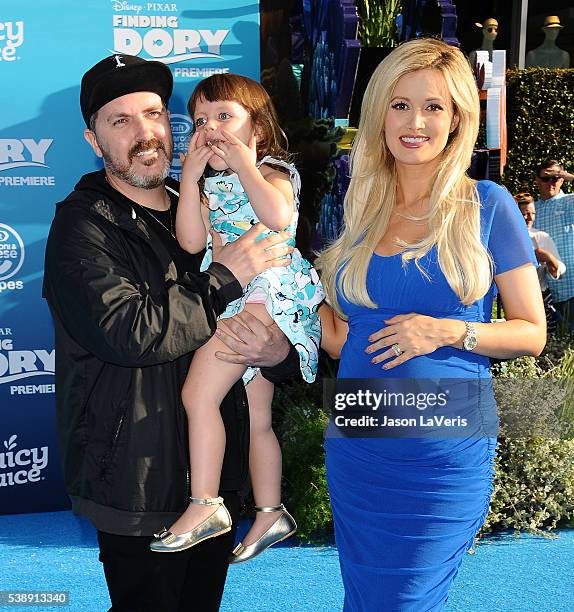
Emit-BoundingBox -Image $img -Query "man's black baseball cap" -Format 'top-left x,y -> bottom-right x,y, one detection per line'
80,54 -> 173,127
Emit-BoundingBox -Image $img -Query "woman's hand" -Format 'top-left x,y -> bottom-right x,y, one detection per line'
209,129 -> 257,175
366,313 -> 465,370
180,130 -> 212,184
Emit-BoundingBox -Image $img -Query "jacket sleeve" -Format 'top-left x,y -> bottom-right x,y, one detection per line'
260,343 -> 303,385
43,204 -> 243,367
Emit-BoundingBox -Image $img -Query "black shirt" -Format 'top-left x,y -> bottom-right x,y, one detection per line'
132,190 -> 203,277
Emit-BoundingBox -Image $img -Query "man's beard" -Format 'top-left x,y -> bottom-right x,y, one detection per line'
99,137 -> 173,189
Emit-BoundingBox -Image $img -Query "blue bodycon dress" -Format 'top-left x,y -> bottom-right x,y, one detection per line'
325,181 -> 537,611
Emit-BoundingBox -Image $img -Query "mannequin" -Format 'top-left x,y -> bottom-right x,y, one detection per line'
469,17 -> 498,65
526,15 -> 570,68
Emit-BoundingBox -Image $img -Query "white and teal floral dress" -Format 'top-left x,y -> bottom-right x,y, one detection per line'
200,156 -> 324,384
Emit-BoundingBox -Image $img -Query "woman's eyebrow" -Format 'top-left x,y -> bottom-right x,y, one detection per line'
390,96 -> 446,103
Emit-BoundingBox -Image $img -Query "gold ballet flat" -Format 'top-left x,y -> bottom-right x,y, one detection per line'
228,503 -> 297,564
150,496 -> 231,553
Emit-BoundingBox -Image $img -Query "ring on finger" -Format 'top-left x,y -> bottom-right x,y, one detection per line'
391,343 -> 402,357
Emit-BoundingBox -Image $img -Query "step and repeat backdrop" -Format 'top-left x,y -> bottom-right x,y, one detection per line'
0,0 -> 260,514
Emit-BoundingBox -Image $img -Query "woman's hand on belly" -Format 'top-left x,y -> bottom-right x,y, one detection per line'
365,313 -> 466,369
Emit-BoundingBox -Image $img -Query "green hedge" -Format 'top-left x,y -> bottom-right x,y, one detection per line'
275,336 -> 574,541
503,68 -> 574,194
482,437 -> 574,534
274,374 -> 332,541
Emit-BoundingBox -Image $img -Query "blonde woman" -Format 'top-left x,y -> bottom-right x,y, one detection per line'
317,38 -> 546,611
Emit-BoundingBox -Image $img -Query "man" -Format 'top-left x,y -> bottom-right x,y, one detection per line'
515,191 -> 565,332
43,54 -> 298,611
533,160 -> 574,330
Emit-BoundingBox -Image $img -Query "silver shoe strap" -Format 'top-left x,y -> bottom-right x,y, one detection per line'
189,496 -> 224,505
254,503 -> 285,512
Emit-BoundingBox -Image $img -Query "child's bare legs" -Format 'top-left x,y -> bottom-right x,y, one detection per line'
242,371 -> 283,545
169,333 -> 247,536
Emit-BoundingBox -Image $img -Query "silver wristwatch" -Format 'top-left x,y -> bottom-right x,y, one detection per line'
462,321 -> 477,351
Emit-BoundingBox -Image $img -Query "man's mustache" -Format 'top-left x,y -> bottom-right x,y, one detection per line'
129,139 -> 168,161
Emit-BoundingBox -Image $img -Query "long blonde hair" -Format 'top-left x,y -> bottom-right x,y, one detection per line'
316,38 -> 492,316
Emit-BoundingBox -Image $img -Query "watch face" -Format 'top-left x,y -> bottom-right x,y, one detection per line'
464,336 -> 478,351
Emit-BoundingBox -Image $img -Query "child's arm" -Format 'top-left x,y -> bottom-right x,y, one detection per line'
319,302 -> 349,359
176,130 -> 214,254
243,164 -> 294,230
213,130 -> 293,230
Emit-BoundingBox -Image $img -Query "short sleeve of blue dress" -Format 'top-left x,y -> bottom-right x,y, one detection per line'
479,180 -> 537,275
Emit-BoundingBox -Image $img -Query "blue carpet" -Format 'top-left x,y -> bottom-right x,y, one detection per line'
0,511 -> 573,611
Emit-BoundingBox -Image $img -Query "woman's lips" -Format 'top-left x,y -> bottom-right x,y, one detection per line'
399,135 -> 429,149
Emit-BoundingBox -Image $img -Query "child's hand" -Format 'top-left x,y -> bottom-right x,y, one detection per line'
208,129 -> 257,175
180,130 -> 212,184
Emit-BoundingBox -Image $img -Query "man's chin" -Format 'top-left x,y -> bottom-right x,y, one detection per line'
107,164 -> 170,189
133,169 -> 170,189
138,175 -> 167,189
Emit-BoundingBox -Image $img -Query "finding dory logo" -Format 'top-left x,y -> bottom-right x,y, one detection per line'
111,12 -> 229,64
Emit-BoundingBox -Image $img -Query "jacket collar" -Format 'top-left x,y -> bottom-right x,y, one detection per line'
70,169 -> 180,237
66,169 -> 181,280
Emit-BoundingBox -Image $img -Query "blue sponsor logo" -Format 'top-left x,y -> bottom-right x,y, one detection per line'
169,113 -> 193,179
0,224 -> 24,282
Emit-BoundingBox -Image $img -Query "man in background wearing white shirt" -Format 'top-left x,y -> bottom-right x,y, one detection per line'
532,160 -> 574,331
516,191 -> 565,332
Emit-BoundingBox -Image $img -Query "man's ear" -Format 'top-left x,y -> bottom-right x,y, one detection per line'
450,112 -> 460,134
84,129 -> 103,158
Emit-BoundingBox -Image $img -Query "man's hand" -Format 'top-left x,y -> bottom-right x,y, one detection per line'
540,168 -> 574,182
211,223 -> 292,288
214,311 -> 290,367
547,261 -> 559,278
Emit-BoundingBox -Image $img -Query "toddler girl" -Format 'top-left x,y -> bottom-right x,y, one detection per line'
150,74 -> 324,562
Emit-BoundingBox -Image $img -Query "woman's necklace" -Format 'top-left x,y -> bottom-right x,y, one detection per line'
393,194 -> 430,222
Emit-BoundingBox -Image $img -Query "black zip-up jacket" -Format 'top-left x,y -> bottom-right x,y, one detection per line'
43,170 -> 299,536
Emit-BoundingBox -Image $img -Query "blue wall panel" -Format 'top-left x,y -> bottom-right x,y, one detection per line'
0,0 -> 260,513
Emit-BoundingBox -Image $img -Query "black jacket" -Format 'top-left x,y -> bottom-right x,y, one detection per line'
43,170 -> 298,536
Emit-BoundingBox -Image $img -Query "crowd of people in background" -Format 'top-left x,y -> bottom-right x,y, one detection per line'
513,160 -> 574,333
